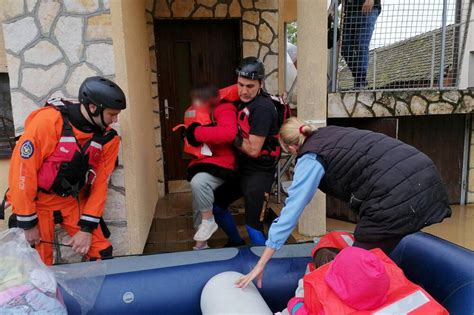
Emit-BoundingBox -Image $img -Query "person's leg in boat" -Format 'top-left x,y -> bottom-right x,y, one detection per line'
190,172 -> 225,250
240,171 -> 275,246
61,201 -> 113,261
35,209 -> 56,265
213,177 -> 246,246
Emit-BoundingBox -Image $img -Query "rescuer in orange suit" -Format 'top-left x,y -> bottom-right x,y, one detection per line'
6,76 -> 126,265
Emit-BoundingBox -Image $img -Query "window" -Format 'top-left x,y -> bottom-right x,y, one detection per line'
0,73 -> 14,158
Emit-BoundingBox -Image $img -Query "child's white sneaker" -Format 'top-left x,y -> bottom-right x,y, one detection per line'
194,219 -> 218,241
193,243 -> 210,250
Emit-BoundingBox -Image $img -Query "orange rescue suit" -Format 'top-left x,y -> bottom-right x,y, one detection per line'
7,103 -> 119,265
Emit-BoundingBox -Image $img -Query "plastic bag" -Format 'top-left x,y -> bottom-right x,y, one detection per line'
53,261 -> 106,315
0,228 -> 67,314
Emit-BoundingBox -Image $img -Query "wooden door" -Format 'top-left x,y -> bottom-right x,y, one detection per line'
397,115 -> 466,204
154,20 -> 240,187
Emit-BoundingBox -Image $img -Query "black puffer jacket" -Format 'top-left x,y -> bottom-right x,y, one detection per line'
299,126 -> 451,242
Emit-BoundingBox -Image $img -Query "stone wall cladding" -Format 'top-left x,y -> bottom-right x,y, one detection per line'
146,0 -> 279,196
328,90 -> 474,118
1,0 -> 129,261
1,0 -> 114,134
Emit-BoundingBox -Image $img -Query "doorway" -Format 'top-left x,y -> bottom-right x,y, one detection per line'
327,115 -> 468,223
154,19 -> 241,191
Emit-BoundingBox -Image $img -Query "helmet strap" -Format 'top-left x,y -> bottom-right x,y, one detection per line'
83,104 -> 106,129
99,110 -> 107,128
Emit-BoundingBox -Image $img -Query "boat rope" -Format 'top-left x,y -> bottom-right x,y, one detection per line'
39,240 -> 160,264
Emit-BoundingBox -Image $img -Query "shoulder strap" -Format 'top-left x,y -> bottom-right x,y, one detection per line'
45,98 -> 74,137
102,128 -> 118,145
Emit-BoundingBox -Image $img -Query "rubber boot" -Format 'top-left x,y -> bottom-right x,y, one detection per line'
213,206 -> 245,246
246,225 -> 266,246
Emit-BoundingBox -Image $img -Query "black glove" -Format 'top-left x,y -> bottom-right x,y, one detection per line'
234,125 -> 244,148
234,134 -> 243,148
185,123 -> 202,147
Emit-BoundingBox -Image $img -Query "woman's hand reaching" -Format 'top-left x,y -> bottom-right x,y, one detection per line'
235,263 -> 265,289
235,247 -> 276,289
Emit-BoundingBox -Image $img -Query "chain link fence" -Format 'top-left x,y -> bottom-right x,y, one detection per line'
330,0 -> 473,92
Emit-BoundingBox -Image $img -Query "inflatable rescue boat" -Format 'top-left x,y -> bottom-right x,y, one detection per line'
55,232 -> 474,315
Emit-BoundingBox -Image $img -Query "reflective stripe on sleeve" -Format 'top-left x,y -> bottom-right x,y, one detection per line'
90,142 -> 102,150
59,137 -> 76,143
374,290 -> 430,315
341,234 -> 354,246
16,214 -> 38,221
80,215 -> 100,223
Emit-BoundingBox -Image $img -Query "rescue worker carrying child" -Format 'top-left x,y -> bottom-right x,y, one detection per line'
213,57 -> 280,246
5,76 -> 126,265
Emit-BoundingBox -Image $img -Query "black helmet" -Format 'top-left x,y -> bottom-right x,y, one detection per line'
78,76 -> 126,112
236,57 -> 265,80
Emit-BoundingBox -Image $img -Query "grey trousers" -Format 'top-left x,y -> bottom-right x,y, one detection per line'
190,172 -> 225,228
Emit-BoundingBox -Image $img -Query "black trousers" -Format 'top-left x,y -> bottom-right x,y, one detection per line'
214,171 -> 274,231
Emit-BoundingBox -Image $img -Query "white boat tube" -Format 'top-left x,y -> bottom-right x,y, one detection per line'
201,271 -> 273,315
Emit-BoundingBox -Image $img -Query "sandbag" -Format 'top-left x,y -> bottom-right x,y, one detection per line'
201,271 -> 272,315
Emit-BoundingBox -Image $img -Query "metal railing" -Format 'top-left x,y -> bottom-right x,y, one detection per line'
329,0 -> 473,92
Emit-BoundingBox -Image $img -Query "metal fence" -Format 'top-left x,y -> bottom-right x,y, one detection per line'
329,0 -> 473,92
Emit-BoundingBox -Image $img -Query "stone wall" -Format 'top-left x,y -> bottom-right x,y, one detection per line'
328,90 -> 474,118
1,0 -> 129,261
146,0 -> 279,196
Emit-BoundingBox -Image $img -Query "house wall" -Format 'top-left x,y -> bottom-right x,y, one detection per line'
110,0 -> 159,254
0,0 -> 129,261
278,0 -> 296,93
458,2 -> 473,89
467,114 -> 474,203
328,90 -> 474,118
0,24 -> 7,72
147,0 -> 279,193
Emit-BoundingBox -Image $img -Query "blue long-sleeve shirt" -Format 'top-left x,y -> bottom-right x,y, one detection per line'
266,152 -> 325,250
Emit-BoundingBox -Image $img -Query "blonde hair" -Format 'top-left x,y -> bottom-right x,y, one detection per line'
279,117 -> 318,152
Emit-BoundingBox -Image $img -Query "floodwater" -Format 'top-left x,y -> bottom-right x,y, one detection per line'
149,193 -> 474,252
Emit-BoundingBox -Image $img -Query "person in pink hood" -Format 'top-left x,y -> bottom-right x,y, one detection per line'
297,247 -> 448,315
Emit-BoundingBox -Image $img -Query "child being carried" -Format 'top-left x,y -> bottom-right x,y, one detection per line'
177,84 -> 238,250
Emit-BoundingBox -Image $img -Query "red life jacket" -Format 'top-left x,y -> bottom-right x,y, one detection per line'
303,248 -> 449,315
308,231 -> 354,272
37,99 -> 116,198
219,84 -> 291,158
173,104 -> 213,159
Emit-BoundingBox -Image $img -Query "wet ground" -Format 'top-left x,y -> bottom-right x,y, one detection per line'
145,192 -> 474,253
